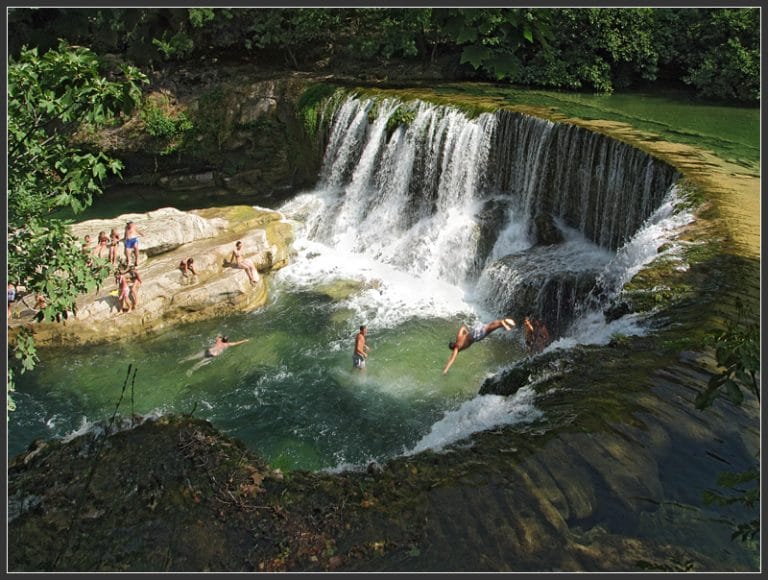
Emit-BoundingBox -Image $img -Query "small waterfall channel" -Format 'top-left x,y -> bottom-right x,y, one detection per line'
275,92 -> 694,459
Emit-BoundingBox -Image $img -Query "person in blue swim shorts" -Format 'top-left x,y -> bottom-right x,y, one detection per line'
123,220 -> 145,267
442,317 -> 516,375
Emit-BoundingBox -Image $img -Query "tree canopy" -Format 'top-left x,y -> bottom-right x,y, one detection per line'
7,7 -> 760,102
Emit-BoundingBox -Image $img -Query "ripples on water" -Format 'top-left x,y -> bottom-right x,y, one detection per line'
9,96 -> 697,472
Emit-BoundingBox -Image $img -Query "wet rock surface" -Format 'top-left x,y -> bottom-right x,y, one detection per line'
8,318 -> 759,571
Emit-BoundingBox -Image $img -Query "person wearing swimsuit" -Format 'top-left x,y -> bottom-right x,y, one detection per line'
206,335 -> 249,357
109,228 -> 121,266
442,318 -> 516,375
230,241 -> 259,285
117,271 -> 131,313
353,325 -> 371,370
123,221 -> 145,267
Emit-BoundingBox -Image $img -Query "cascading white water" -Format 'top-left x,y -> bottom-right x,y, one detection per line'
298,96 -> 501,285
10,94 -> 698,475
282,94 -> 682,335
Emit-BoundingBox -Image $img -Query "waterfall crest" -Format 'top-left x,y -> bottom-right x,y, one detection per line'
283,94 -> 682,335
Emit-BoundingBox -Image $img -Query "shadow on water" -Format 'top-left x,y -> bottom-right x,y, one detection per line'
9,286 -> 527,472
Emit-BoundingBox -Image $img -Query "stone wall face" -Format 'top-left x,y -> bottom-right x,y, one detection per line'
102,74 -> 325,200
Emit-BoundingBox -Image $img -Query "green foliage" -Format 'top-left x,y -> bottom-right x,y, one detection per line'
7,8 -> 760,101
692,297 -> 760,546
695,298 -> 759,410
152,31 -> 194,61
702,465 -> 759,543
191,87 -> 229,152
385,106 -> 417,138
679,9 -> 760,101
242,9 -> 343,67
349,8 -> 432,60
7,41 -> 146,411
140,98 -> 194,155
436,8 -> 552,82
297,83 -> 340,140
188,8 -> 215,28
635,554 -> 695,572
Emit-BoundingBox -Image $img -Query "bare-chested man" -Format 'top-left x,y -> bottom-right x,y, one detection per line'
443,318 -> 515,374
353,325 -> 371,370
123,220 -> 145,267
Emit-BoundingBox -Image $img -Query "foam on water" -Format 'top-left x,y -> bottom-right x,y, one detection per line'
597,186 -> 695,295
276,225 -> 476,330
273,100 -> 696,466
547,310 -> 651,351
406,387 -> 542,456
59,409 -> 167,445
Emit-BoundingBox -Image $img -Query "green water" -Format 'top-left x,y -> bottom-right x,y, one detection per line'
9,285 -> 525,470
437,84 -> 760,172
56,87 -> 759,226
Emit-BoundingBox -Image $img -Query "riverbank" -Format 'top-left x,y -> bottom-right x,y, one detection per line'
7,81 -> 760,572
8,205 -> 293,347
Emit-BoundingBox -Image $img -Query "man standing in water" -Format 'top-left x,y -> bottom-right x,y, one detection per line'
443,318 -> 515,374
353,325 -> 371,370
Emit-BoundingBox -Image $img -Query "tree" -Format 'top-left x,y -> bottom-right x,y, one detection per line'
7,41 -> 147,412
680,8 -> 760,101
434,8 -> 553,82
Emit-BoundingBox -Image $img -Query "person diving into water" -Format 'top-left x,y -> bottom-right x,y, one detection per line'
442,318 -> 516,375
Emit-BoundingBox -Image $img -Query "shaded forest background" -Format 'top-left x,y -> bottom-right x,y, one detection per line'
8,7 -> 760,102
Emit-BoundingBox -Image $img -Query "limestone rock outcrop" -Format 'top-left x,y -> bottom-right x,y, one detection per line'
10,205 -> 294,346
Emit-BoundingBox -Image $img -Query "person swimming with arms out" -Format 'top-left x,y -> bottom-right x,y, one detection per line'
181,334 -> 250,376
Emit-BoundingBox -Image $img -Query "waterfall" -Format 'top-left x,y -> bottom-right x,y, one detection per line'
283,94 -> 682,335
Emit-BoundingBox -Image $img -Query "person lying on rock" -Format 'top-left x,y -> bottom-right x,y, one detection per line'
442,318 -> 516,375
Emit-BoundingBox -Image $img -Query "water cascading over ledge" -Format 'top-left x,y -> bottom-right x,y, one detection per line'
304,94 -> 680,335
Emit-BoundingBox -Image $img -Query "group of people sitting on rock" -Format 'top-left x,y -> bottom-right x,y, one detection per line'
176,240 -> 260,287
9,218 -> 265,324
